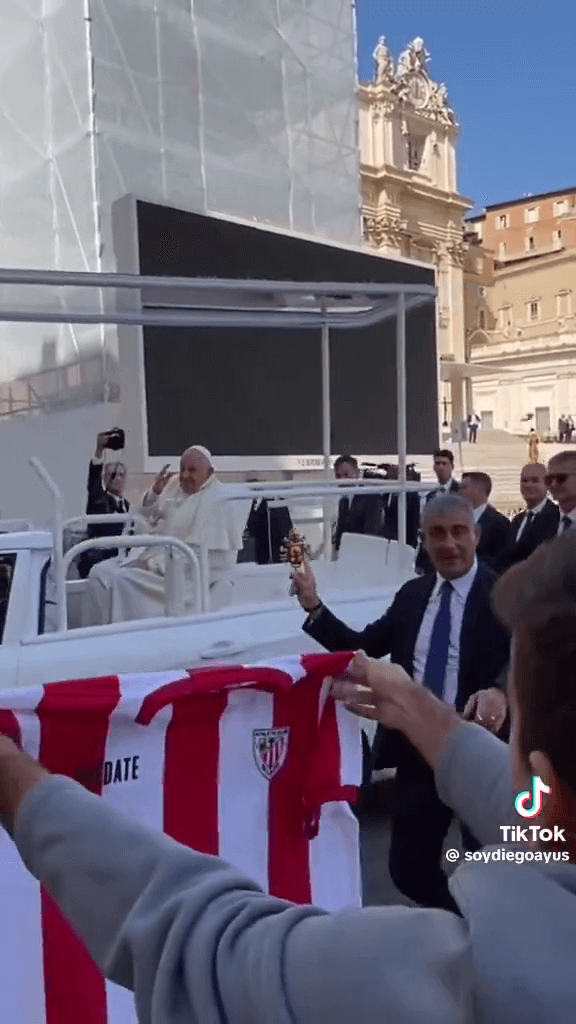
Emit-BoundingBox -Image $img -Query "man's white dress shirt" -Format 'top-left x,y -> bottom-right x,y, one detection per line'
435,477 -> 454,494
515,499 -> 546,542
557,507 -> 576,536
421,478 -> 454,514
412,559 -> 478,707
472,504 -> 487,524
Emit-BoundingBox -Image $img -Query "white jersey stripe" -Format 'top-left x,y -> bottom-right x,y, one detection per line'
309,801 -> 362,911
218,689 -> 274,892
335,701 -> 363,787
103,675 -> 181,1024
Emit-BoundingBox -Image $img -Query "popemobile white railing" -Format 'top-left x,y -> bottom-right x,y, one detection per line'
61,534 -> 203,625
64,512 -> 149,535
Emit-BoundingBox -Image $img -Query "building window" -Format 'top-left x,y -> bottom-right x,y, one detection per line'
497,214 -> 509,230
479,309 -> 486,329
525,206 -> 539,223
557,291 -> 572,317
524,235 -> 535,252
528,300 -> 541,322
407,136 -> 425,171
475,257 -> 483,274
553,229 -> 562,246
498,305 -> 512,330
498,241 -> 506,258
478,285 -> 486,298
554,199 -> 569,216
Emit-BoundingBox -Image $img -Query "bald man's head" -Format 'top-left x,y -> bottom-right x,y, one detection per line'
519,463 -> 547,508
180,446 -> 214,494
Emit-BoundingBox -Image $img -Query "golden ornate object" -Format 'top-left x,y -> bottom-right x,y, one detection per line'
280,529 -> 309,596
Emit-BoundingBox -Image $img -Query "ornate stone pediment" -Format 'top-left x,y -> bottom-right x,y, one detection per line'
370,36 -> 457,128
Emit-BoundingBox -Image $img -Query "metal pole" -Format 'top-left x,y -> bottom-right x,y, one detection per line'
321,305 -> 332,559
29,457 -> 67,631
396,294 -> 407,548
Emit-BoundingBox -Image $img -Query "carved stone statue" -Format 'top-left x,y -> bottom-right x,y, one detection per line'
372,36 -> 394,84
428,82 -> 456,125
397,37 -> 430,78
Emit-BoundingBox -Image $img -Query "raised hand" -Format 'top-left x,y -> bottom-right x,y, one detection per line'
152,464 -> 174,496
290,557 -> 320,611
95,432 -> 109,459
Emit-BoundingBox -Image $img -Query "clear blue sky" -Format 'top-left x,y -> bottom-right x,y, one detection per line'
356,2 -> 576,214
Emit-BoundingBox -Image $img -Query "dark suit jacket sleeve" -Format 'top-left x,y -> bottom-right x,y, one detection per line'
496,514 -> 522,573
86,461 -> 108,516
479,510 -> 513,569
303,598 -> 398,659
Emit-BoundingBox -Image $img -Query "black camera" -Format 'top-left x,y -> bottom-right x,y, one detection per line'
361,461 -> 421,482
103,427 -> 125,451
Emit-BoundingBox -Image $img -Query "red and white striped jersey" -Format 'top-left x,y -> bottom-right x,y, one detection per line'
0,652 -> 362,1024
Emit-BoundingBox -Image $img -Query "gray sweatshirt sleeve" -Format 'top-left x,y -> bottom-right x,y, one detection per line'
14,775 -> 474,1024
435,721 -> 515,845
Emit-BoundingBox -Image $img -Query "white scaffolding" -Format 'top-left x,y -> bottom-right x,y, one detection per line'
0,0 -> 359,383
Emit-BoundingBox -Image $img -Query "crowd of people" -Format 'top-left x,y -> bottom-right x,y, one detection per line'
291,443 -> 576,915
76,430 -> 576,622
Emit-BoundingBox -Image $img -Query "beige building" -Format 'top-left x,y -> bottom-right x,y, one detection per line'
358,37 -> 474,425
466,188 -> 576,434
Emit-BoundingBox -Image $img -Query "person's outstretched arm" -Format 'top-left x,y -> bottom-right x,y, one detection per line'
333,656 -> 515,847
1,741 -> 471,1024
294,559 -> 397,658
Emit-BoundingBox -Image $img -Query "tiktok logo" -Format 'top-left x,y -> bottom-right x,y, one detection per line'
514,776 -> 551,818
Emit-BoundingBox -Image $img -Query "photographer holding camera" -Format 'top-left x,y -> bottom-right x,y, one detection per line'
77,429 -> 130,580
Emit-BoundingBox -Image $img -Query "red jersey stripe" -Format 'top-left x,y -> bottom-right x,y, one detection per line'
37,677 -> 122,1024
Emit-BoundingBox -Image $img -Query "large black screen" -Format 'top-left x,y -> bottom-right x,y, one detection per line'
135,201 -> 438,457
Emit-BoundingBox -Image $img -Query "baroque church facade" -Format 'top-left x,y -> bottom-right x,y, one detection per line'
358,38 -> 473,427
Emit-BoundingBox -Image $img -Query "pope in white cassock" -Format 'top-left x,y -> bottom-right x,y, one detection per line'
83,445 -> 249,624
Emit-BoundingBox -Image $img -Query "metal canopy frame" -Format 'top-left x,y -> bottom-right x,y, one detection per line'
0,268 -> 437,548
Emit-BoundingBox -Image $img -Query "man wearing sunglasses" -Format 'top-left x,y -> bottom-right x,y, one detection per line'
545,452 -> 576,534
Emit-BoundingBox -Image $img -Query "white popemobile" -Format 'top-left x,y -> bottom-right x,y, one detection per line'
0,270 -> 436,691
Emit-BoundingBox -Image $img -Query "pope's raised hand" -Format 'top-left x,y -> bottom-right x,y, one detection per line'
152,464 -> 174,496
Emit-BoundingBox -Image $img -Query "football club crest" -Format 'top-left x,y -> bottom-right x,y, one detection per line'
253,727 -> 290,780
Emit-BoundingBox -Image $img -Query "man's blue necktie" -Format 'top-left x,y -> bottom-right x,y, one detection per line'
423,580 -> 453,699
562,515 -> 572,534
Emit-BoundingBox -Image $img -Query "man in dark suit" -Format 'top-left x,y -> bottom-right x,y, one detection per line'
77,433 -> 130,579
245,498 -> 293,564
292,493 -> 509,913
498,464 -> 559,572
415,449 -> 459,573
380,464 -> 421,548
332,455 -> 384,553
547,450 -> 576,535
459,471 -> 512,570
